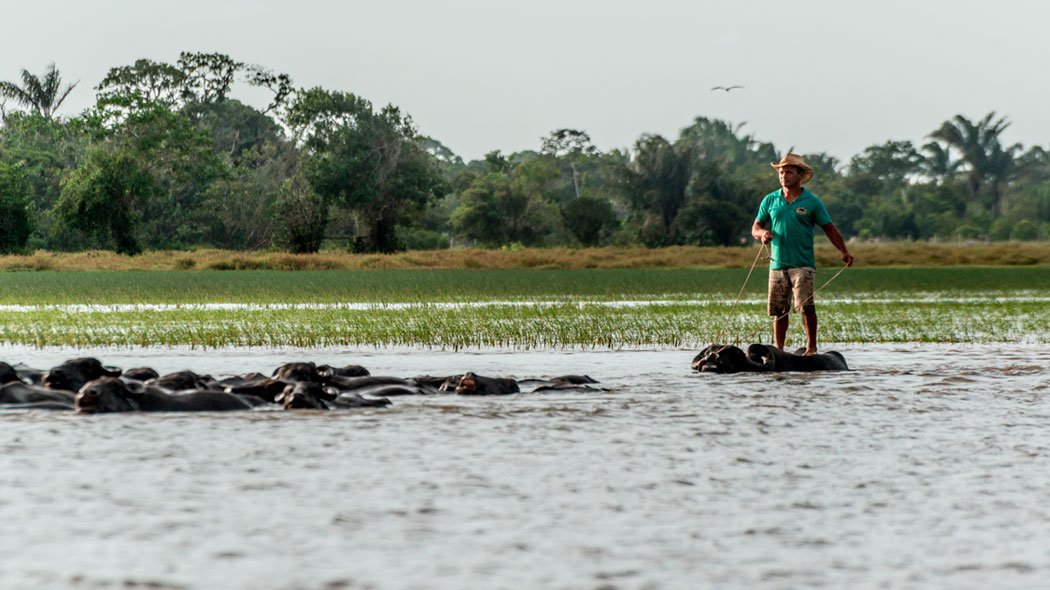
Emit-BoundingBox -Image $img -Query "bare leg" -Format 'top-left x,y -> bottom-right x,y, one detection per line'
802,309 -> 818,354
774,314 -> 789,349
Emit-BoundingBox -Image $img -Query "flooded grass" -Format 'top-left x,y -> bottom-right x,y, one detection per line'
1,268 -> 1047,348
1,299 -> 1047,349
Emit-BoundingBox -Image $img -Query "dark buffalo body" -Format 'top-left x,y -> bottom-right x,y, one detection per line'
148,370 -> 217,391
122,367 -> 161,382
276,382 -> 391,410
44,358 -> 122,392
451,372 -> 520,395
0,382 -> 76,407
692,344 -> 849,373
76,377 -> 254,413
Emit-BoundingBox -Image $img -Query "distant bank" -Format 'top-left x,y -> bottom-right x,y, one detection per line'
0,242 -> 1048,272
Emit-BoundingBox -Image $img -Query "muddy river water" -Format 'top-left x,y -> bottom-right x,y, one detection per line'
2,344 -> 1049,589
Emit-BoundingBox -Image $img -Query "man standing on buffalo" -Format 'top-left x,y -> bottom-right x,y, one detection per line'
751,153 -> 854,355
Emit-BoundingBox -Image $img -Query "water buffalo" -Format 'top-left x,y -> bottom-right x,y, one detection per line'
122,367 -> 160,382
275,362 -> 372,384
225,377 -> 291,403
215,372 -> 270,388
274,381 -> 391,410
272,362 -> 326,383
318,363 -> 370,378
148,370 -> 218,391
75,377 -> 255,413
528,375 -> 606,392
328,375 -> 436,395
44,358 -> 122,392
751,344 -> 848,371
10,362 -> 45,385
446,372 -> 521,396
0,382 -> 75,408
0,361 -> 23,384
691,344 -> 849,373
0,400 -> 77,411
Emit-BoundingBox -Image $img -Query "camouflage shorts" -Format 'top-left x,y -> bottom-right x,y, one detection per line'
768,267 -> 816,316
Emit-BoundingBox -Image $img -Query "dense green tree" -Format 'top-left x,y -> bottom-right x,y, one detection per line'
620,134 -> 691,246
0,63 -> 78,120
177,52 -> 242,103
420,136 -> 465,169
560,194 -> 618,246
108,103 -> 227,248
847,141 -> 922,186
197,142 -> 298,250
0,112 -> 92,247
618,122 -> 783,247
449,159 -> 561,246
94,59 -> 189,128
96,53 -> 292,122
1002,178 -> 1050,227
449,174 -> 510,245
541,128 -> 598,201
97,52 -> 241,109
55,147 -> 157,254
906,181 -> 968,239
274,164 -> 329,253
287,88 -> 446,252
184,98 -> 283,163
0,161 -> 35,252
2,53 -> 1049,251
674,162 -> 753,246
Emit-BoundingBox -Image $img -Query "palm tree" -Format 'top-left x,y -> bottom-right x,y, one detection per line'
983,139 -> 1026,214
919,141 -> 961,184
928,112 -> 1014,204
678,117 -> 777,168
0,63 -> 78,119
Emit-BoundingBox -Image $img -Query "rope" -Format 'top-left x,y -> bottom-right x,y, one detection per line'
710,243 -> 767,348
742,259 -> 852,346
707,244 -> 852,356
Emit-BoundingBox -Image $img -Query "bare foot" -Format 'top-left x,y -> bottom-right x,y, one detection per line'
803,348 -> 817,356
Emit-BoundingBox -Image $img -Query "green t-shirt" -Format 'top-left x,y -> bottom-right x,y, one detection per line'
755,188 -> 833,270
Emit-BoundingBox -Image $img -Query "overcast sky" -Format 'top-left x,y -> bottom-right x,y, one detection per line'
3,0 -> 1048,162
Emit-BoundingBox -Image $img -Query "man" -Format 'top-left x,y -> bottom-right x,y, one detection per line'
751,153 -> 854,355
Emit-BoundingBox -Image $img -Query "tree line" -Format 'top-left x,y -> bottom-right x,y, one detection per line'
1,55 -> 1049,255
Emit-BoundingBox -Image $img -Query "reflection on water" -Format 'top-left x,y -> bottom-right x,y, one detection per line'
2,344 -> 1049,589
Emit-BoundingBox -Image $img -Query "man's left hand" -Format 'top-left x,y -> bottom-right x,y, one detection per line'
842,252 -> 854,267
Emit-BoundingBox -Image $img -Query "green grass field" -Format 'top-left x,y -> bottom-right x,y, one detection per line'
0,267 -> 1047,348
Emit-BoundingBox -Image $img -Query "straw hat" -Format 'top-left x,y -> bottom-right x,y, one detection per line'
771,153 -> 814,185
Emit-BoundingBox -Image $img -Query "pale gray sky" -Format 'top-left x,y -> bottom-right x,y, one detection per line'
4,0 -> 1048,163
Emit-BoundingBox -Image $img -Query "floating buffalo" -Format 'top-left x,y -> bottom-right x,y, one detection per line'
692,344 -> 849,373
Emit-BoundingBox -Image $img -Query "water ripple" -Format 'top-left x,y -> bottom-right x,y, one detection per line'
1,344 -> 1049,589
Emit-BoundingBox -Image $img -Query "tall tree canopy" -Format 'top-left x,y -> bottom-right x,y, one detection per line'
287,88 -> 446,252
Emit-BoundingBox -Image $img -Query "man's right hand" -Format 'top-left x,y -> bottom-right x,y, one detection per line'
757,230 -> 773,244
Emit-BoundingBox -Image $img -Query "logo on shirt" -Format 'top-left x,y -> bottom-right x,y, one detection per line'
795,206 -> 808,217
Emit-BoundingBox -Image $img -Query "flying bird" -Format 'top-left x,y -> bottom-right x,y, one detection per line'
711,85 -> 744,92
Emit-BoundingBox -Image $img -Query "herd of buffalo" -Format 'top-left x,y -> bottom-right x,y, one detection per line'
0,357 -> 606,413
0,345 -> 849,414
